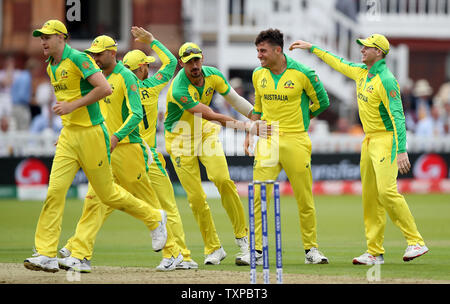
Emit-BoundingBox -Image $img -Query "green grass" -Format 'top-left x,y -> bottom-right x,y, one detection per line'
0,194 -> 449,281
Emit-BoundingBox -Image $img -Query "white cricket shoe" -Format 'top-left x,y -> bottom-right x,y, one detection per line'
204,247 -> 227,265
58,247 -> 71,258
352,252 -> 384,265
150,210 -> 168,252
72,258 -> 92,273
58,256 -> 82,270
403,244 -> 429,262
176,259 -> 199,270
156,253 -> 184,272
305,247 -> 329,264
235,250 -> 263,266
24,255 -> 59,273
235,236 -> 249,257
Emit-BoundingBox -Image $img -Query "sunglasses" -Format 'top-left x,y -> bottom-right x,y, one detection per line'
182,47 -> 202,58
372,42 -> 387,54
105,42 -> 118,49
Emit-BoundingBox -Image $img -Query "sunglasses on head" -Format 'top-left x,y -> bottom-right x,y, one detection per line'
105,42 -> 118,49
372,42 -> 387,54
182,47 -> 202,58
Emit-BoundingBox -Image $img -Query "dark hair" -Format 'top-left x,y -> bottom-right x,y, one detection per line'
255,28 -> 284,49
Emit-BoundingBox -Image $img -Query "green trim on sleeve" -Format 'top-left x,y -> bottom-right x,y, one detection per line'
381,75 -> 407,155
70,50 -> 101,79
150,39 -> 177,84
113,69 -> 143,142
287,56 -> 329,117
203,66 -> 231,96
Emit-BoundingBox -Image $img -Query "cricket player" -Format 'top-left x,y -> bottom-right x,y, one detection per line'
165,42 -> 268,265
240,28 -> 330,266
24,20 -> 167,273
289,34 -> 428,264
57,34 -> 184,272
122,27 -> 197,269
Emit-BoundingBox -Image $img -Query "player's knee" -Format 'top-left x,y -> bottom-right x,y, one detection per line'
46,181 -> 70,197
187,193 -> 207,212
377,187 -> 397,203
209,175 -> 233,189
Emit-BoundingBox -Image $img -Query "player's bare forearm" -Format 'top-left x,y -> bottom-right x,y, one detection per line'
188,103 -> 240,128
187,103 -> 269,136
288,40 -> 313,51
53,72 -> 111,115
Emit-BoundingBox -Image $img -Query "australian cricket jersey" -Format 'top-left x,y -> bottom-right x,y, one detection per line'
138,39 -> 177,148
101,61 -> 143,144
46,44 -> 103,127
252,54 -> 329,133
164,66 -> 230,137
311,46 -> 407,156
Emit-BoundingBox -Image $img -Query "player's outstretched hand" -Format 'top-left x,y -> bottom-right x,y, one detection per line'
244,132 -> 254,156
289,40 -> 313,51
131,26 -> 154,44
248,120 -> 271,137
397,152 -> 411,175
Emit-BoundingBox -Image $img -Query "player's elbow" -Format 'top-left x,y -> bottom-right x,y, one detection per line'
134,111 -> 143,121
103,84 -> 113,97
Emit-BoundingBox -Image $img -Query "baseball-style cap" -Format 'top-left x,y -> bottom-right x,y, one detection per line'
178,42 -> 203,63
356,34 -> 390,55
85,35 -> 118,53
32,20 -> 68,38
123,50 -> 155,71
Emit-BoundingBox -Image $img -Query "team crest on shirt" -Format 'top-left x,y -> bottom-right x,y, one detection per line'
60,69 -> 68,79
205,87 -> 213,96
284,80 -> 294,89
366,85 -> 374,94
194,92 -> 200,101
261,78 -> 267,88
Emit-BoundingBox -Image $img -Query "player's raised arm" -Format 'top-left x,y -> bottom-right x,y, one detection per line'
289,39 -> 365,81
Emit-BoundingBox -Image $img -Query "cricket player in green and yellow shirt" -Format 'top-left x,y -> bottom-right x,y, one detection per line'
58,34 -> 184,272
24,20 -> 167,273
240,29 -> 330,266
289,33 -> 428,264
165,42 -> 268,265
122,26 -> 197,269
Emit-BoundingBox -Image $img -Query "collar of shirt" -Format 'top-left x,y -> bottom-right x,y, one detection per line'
111,60 -> 125,75
46,43 -> 72,63
367,59 -> 386,79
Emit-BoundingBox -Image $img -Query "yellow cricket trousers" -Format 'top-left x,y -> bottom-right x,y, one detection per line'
253,131 -> 318,251
148,148 -> 192,261
166,130 -> 247,255
35,124 -> 161,257
360,131 -> 425,256
64,142 -> 181,260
